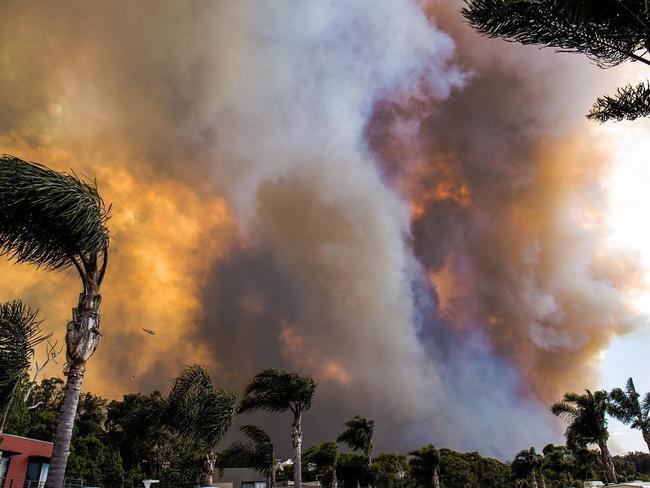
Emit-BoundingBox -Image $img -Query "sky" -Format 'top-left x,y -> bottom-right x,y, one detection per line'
0,0 -> 649,459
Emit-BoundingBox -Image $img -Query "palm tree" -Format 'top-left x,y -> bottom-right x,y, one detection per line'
167,365 -> 237,486
0,155 -> 109,488
511,448 -> 543,488
551,390 -> 617,484
0,300 -> 45,435
337,415 -> 374,459
462,0 -> 650,122
238,369 -> 317,488
409,444 -> 441,488
609,377 -> 650,453
218,425 -> 276,487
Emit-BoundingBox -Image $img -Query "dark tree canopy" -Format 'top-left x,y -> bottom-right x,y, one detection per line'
551,390 -> 611,449
462,0 -> 650,121
167,365 -> 236,449
609,377 -> 650,431
218,425 -> 274,477
337,415 -> 374,457
0,155 -> 109,272
409,444 -> 441,486
0,300 -> 45,428
238,369 -> 316,415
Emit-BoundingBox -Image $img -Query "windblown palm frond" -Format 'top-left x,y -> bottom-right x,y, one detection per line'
609,377 -> 650,434
551,390 -> 610,448
167,365 -> 236,448
217,425 -> 274,476
588,81 -> 650,121
0,155 -> 109,272
238,369 -> 316,414
337,415 -> 374,456
0,300 -> 45,429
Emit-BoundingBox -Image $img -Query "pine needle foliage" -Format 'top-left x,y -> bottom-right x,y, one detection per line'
589,81 -> 650,121
463,0 -> 650,121
0,155 -> 109,271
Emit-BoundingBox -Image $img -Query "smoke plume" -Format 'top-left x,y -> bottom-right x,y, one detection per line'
0,0 -> 643,458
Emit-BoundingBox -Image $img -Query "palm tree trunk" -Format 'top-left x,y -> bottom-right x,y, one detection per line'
291,412 -> 303,488
44,363 -> 85,488
45,292 -> 102,488
432,466 -> 440,488
643,429 -> 650,454
597,440 -> 617,484
200,452 -> 216,486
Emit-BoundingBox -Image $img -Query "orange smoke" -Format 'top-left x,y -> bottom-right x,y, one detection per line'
279,323 -> 351,385
0,140 -> 237,397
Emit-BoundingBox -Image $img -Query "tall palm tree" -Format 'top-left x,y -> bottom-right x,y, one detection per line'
609,377 -> 650,453
337,415 -> 374,459
0,300 -> 44,435
218,425 -> 276,487
409,444 -> 440,488
511,448 -> 543,488
167,365 -> 237,486
238,369 -> 317,488
551,390 -> 617,484
462,0 -> 650,122
0,155 -> 109,488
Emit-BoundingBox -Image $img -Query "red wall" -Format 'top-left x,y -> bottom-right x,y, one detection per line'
1,434 -> 53,487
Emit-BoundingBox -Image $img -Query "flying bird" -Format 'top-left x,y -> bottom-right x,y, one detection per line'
142,328 -> 156,335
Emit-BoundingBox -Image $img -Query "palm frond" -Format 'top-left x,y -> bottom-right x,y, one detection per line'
0,155 -> 109,271
0,300 -> 45,426
588,81 -> 650,121
199,388 -> 237,446
238,369 -> 317,415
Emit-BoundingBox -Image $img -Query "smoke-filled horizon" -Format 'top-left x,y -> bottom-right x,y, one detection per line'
0,0 -> 645,459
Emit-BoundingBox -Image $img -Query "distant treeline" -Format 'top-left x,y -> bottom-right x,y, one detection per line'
4,375 -> 650,488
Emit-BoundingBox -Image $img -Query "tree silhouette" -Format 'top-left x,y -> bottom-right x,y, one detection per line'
0,155 -> 109,488
551,390 -> 617,483
463,0 -> 650,121
238,369 -> 316,488
609,377 -> 650,453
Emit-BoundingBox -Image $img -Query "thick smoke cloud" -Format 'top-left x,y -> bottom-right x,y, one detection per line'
0,0 -> 642,459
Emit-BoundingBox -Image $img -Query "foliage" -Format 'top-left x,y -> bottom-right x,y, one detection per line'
238,368 -> 316,415
0,300 -> 44,431
218,425 -> 274,478
371,453 -> 412,488
0,155 -> 109,271
337,415 -> 374,457
551,390 -> 610,449
337,452 -> 371,487
462,0 -> 650,122
409,444 -> 440,487
167,365 -> 236,451
609,377 -> 650,438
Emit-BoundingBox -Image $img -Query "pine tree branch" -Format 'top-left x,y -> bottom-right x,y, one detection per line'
588,80 -> 650,121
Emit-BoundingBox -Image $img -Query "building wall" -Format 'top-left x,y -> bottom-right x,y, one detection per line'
0,434 -> 53,488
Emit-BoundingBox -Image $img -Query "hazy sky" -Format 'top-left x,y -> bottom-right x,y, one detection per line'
0,0 -> 649,459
